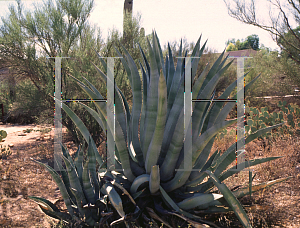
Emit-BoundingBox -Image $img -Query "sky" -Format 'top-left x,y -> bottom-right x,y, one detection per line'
0,0 -> 280,53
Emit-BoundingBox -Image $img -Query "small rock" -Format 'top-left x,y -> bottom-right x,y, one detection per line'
21,187 -> 28,199
1,139 -> 5,142
20,167 -> 24,171
18,133 -> 26,136
8,144 -> 14,147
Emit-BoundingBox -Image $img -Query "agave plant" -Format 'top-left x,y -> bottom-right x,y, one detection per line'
30,32 -> 290,227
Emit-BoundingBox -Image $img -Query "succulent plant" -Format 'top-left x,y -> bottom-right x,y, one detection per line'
0,130 -> 7,142
245,101 -> 300,139
30,32 -> 290,227
0,145 -> 11,159
0,130 -> 11,159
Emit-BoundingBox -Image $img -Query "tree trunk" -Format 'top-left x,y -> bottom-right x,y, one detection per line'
123,0 -> 133,15
8,69 -> 16,102
123,0 -> 133,46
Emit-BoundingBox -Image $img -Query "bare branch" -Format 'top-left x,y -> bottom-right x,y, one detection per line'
224,0 -> 300,64
287,0 -> 300,16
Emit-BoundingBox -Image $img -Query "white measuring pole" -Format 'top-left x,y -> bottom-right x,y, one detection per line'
184,57 -> 192,171
50,56 -> 70,171
229,56 -> 252,170
107,57 -> 115,171
175,56 -> 200,171
99,56 -> 122,171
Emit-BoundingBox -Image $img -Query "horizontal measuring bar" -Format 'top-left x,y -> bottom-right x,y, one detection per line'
176,57 -> 201,58
192,99 -> 237,102
61,99 -> 237,102
228,57 -> 253,58
62,99 -> 107,102
46,56 -> 71,58
98,57 -> 123,58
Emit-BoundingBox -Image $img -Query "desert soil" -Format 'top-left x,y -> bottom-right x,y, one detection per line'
0,123 -> 78,227
0,122 -> 299,227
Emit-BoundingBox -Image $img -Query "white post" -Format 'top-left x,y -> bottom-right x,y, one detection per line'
51,56 -> 69,171
175,56 -> 200,171
107,57 -> 115,171
236,58 -> 246,170
229,56 -> 252,171
184,57 -> 192,170
98,56 -> 122,171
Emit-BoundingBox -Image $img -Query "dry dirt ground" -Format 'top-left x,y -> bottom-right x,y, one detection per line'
210,131 -> 300,227
0,123 -> 78,227
0,122 -> 299,227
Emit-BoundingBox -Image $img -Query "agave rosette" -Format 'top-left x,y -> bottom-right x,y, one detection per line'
30,32 -> 290,227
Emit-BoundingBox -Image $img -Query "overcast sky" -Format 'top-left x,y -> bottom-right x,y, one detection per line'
0,0 -> 280,52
